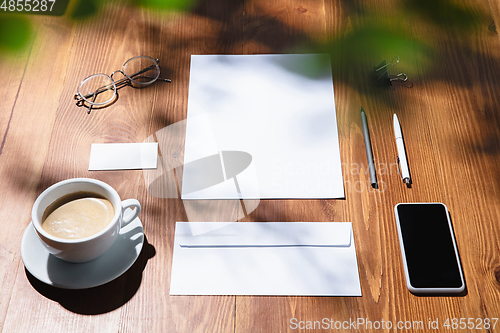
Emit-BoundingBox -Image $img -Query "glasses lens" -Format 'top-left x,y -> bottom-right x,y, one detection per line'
78,74 -> 116,106
123,56 -> 160,87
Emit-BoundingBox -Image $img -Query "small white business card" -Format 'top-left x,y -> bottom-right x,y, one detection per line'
89,143 -> 158,170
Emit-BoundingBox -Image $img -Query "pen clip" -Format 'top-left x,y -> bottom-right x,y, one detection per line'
396,156 -> 403,180
396,156 -> 411,186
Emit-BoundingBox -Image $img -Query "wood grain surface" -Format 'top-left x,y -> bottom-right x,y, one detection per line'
1,0 -> 500,332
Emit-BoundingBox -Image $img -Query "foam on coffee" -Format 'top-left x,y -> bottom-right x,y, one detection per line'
42,191 -> 115,239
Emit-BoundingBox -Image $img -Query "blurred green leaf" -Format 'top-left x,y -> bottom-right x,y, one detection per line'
329,24 -> 430,67
70,0 -> 197,20
405,0 -> 485,31
0,16 -> 32,52
302,20 -> 434,95
71,0 -> 99,20
132,0 -> 197,12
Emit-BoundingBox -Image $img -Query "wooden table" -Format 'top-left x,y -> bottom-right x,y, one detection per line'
1,0 -> 500,332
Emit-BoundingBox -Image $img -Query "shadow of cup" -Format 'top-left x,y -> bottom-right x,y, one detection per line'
26,236 -> 155,315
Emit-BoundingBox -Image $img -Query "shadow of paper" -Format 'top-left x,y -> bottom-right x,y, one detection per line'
181,151 -> 252,195
25,236 -> 155,315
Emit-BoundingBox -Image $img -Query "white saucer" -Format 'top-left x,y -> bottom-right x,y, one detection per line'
21,212 -> 144,289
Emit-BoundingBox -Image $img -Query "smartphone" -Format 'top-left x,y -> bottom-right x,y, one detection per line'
394,203 -> 465,294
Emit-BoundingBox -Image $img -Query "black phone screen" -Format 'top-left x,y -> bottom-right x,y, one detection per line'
396,203 -> 463,289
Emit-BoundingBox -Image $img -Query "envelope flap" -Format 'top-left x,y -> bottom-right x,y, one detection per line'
178,222 -> 351,247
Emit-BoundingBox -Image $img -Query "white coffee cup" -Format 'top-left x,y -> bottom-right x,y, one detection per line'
31,178 -> 141,263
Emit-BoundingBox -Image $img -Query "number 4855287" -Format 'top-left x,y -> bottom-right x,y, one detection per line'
443,318 -> 498,330
0,0 -> 56,12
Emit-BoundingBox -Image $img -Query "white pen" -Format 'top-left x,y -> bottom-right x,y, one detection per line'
393,114 -> 411,187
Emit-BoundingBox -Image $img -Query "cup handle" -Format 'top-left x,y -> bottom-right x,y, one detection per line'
121,199 -> 142,228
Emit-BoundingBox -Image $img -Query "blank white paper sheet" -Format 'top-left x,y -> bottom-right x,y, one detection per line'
182,54 -> 344,199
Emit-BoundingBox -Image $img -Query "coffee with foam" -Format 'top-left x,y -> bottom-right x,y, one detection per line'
42,192 -> 115,239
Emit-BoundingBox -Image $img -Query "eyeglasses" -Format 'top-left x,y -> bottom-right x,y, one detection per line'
74,55 -> 171,114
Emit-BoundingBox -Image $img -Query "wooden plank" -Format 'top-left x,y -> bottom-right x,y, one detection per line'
0,14 -> 75,333
320,0 -> 446,329
234,0 -> 500,331
121,3 -> 243,332
16,2 -> 240,332
0,36 -> 32,333
488,0 -> 500,42
0,51 -> 30,155
416,0 -> 500,323
1,0 -> 499,332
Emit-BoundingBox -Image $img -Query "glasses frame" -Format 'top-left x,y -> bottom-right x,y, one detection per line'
74,55 -> 171,114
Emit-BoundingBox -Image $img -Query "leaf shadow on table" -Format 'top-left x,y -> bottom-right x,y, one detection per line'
25,236 -> 156,315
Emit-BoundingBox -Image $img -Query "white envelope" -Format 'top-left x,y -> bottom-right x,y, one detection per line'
170,222 -> 362,296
